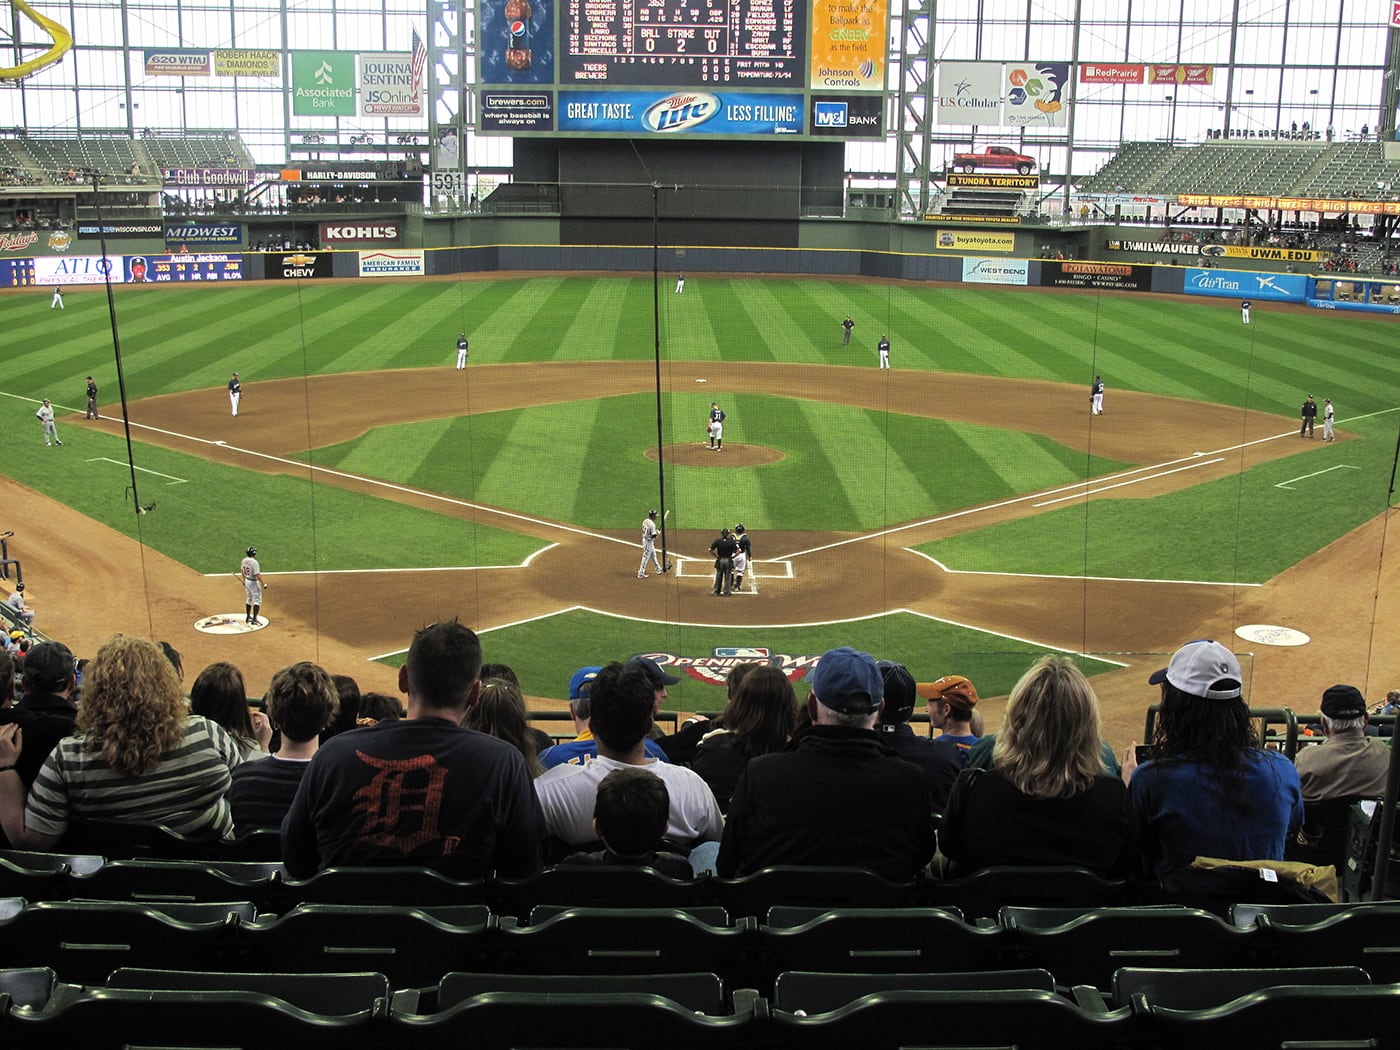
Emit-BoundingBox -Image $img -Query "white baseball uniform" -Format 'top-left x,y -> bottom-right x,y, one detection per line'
241,555 -> 263,605
36,403 -> 60,446
50,287 -> 63,309
1323,400 -> 1335,441
639,516 -> 663,576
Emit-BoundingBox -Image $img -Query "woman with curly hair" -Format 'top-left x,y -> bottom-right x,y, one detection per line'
463,677 -> 543,778
191,661 -> 270,761
691,665 -> 799,809
0,635 -> 243,849
938,654 -> 1131,877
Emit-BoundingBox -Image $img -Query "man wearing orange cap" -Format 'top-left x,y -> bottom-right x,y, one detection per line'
914,675 -> 982,811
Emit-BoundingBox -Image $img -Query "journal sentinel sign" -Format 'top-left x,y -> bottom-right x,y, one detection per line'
1183,269 -> 1307,302
558,91 -> 803,135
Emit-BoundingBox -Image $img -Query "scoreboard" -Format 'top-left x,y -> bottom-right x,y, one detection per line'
0,254 -> 243,286
129,254 -> 244,283
477,0 -> 887,139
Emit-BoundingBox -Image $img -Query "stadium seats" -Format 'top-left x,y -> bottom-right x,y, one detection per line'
925,865 -> 1128,920
707,865 -> 920,918
492,864 -> 706,918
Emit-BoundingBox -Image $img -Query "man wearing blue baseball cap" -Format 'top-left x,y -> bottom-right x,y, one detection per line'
538,663 -> 671,770
715,646 -> 936,880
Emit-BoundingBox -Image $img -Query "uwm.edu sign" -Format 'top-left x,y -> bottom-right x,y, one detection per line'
318,223 -> 400,244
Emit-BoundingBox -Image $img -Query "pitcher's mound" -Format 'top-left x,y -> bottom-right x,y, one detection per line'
648,444 -> 785,467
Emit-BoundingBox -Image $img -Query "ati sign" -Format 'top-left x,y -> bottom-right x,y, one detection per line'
319,222 -> 400,243
291,51 -> 356,116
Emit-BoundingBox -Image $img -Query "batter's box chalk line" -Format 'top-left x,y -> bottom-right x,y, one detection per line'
673,559 -> 793,580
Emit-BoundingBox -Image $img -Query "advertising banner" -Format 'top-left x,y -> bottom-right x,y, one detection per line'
320,222 -> 401,243
936,61 -> 1002,126
291,51 -> 357,116
359,52 -> 422,116
962,257 -> 1028,285
479,0 -> 555,86
214,50 -> 280,77
1004,61 -> 1069,127
808,94 -> 884,136
557,91 -> 803,135
33,255 -> 125,285
76,220 -> 163,239
1079,63 -> 1144,84
1105,239 -> 1329,263
1042,261 -> 1151,291
1149,64 -> 1213,85
162,168 -> 254,188
929,213 -> 1021,224
143,49 -> 210,76
1183,269 -> 1306,302
358,249 -> 425,277
479,91 -> 555,132
946,173 -> 1038,190
937,230 -> 1015,253
164,224 -> 243,248
127,253 -> 243,282
267,251 -> 334,280
810,0 -> 887,92
0,230 -> 38,253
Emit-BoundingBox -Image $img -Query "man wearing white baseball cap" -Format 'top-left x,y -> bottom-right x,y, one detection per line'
1122,639 -> 1302,875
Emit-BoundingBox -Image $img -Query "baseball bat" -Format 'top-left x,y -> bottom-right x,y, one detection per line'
663,509 -> 670,521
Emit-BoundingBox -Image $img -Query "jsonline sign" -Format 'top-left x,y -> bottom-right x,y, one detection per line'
319,223 -> 400,244
164,224 -> 243,247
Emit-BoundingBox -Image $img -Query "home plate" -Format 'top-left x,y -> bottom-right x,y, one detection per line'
196,613 -> 267,634
1235,624 -> 1309,647
695,378 -> 707,383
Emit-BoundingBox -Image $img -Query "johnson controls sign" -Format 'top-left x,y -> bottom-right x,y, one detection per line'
319,223 -> 401,244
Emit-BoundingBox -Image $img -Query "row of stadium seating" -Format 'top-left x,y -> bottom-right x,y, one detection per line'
0,132 -> 253,186
1084,140 -> 1400,198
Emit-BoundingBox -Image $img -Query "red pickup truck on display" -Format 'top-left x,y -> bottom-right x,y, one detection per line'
952,146 -> 1036,175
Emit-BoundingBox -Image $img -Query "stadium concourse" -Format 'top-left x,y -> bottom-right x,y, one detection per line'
12,343 -> 1399,748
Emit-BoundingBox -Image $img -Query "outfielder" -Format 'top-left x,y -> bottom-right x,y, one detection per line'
228,372 -> 241,416
36,400 -> 61,446
675,272 -> 685,294
240,546 -> 266,626
1241,300 -> 1251,325
638,510 -> 665,577
878,335 -> 891,369
50,286 -> 63,310
1091,375 -> 1104,415
456,332 -> 469,369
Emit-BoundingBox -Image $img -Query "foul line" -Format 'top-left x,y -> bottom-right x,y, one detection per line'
1033,457 -> 1223,507
201,542 -> 560,578
371,604 -> 1130,667
908,549 -> 1261,588
86,457 -> 188,485
1275,464 -> 1360,490
779,424 -> 1345,561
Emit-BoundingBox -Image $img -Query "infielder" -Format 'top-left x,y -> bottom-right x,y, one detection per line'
842,316 -> 854,346
50,286 -> 63,310
1323,398 -> 1335,441
708,402 -> 725,451
1091,375 -> 1104,415
228,372 -> 241,416
675,272 -> 685,294
36,399 -> 61,446
878,335 -> 890,369
638,509 -> 665,577
85,376 -> 98,419
240,546 -> 266,626
1241,299 -> 1251,324
455,332 -> 469,369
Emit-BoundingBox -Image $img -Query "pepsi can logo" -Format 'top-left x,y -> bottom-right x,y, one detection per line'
814,102 -> 848,127
642,92 -> 719,132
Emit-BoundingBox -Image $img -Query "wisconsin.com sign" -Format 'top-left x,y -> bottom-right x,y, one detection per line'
1184,268 -> 1306,302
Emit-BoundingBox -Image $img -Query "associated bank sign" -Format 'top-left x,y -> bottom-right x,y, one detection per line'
1183,269 -> 1306,302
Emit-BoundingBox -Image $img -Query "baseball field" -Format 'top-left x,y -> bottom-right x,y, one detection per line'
4,264 -> 1398,745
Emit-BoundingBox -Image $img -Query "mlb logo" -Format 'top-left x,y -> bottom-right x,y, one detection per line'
814,102 -> 848,127
714,647 -> 770,659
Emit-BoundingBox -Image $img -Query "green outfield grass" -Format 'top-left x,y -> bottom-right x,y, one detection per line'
2,273 -> 1397,589
306,393 -> 1130,531
0,419 -> 542,572
916,412 -> 1400,583
374,608 -> 1126,705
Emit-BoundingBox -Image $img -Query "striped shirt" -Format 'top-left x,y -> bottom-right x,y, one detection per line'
228,755 -> 311,837
26,715 -> 241,840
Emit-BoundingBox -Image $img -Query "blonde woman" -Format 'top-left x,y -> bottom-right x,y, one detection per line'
0,635 -> 242,849
938,654 -> 1130,877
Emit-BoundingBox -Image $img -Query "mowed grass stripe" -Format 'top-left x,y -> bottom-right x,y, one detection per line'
698,281 -> 767,360
553,277 -> 626,361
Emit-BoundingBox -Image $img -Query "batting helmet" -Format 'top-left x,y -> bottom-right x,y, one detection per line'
14,582 -> 23,592
648,510 -> 657,519
246,547 -> 257,557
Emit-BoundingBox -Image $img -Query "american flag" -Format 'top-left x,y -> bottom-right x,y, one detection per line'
410,27 -> 427,95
